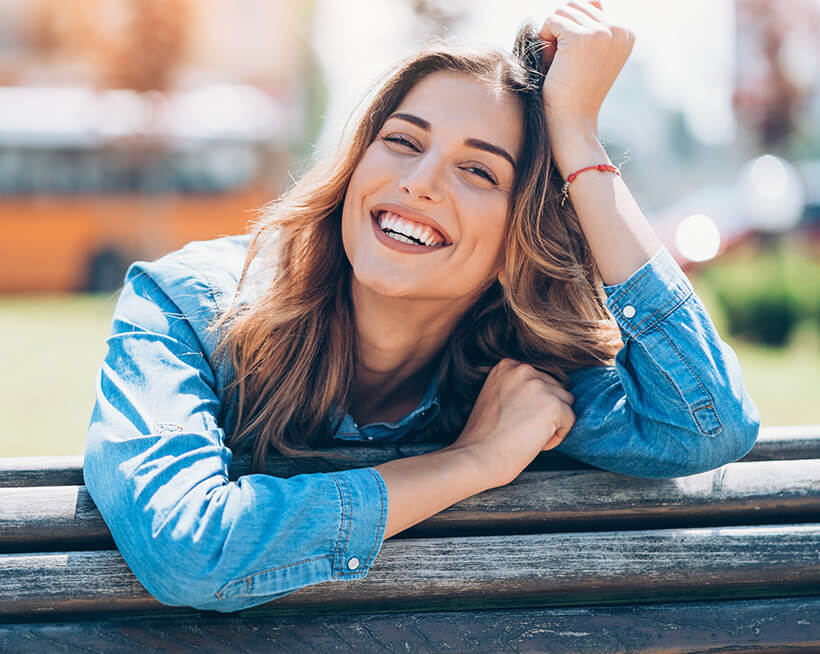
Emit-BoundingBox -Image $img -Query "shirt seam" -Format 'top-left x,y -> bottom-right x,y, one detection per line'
360,467 -> 387,567
328,472 -> 354,576
616,285 -> 692,337
606,253 -> 665,305
653,325 -> 723,437
214,554 -> 332,600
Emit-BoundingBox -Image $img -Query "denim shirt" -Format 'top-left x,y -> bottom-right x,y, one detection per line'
83,233 -> 760,612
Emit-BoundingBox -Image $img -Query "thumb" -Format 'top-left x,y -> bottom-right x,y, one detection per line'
538,14 -> 576,67
538,17 -> 559,67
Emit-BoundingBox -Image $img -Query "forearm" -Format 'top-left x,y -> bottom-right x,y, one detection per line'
549,124 -> 663,286
555,242 -> 760,478
375,445 -> 487,538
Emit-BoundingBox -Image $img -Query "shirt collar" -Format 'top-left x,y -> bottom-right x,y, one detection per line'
331,366 -> 442,441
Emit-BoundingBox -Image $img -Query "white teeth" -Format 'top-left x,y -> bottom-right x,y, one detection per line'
376,211 -> 445,247
385,232 -> 417,245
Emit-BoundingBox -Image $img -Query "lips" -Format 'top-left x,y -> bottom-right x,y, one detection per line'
369,202 -> 452,245
369,211 -> 452,254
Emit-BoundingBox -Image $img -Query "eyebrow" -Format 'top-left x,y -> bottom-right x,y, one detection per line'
387,112 -> 517,169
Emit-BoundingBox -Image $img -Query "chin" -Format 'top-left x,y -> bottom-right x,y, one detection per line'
355,269 -> 420,298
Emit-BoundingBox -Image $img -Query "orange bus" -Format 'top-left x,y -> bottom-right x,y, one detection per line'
0,85 -> 292,293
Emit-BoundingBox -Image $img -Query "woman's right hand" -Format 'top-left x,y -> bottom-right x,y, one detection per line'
449,358 -> 576,489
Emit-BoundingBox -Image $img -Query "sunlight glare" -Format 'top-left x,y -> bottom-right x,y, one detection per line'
675,213 -> 721,262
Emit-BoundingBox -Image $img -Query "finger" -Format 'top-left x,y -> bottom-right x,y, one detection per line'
539,379 -> 575,406
494,357 -> 520,373
556,5 -> 600,28
538,13 -> 579,46
554,7 -> 584,26
538,16 -> 558,66
544,12 -> 585,35
542,404 -> 576,450
532,371 -> 574,401
538,13 -> 580,67
528,370 -> 573,400
567,1 -> 604,22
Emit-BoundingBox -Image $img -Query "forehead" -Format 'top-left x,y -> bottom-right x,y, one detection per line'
392,70 -> 524,160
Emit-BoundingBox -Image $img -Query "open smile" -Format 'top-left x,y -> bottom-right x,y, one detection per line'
370,211 -> 452,254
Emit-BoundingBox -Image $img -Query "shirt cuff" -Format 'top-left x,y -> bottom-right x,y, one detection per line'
327,467 -> 388,580
602,246 -> 694,339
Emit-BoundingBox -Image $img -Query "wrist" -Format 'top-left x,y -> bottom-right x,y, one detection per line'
439,442 -> 496,493
547,125 -> 610,179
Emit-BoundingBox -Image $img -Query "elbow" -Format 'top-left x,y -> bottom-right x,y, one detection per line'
83,447 -> 232,611
645,392 -> 761,480
110,513 -> 236,611
697,387 -> 760,475
721,388 -> 761,463
710,342 -> 761,466
136,564 -> 225,611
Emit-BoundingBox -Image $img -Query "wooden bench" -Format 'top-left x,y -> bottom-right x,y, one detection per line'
1,424 -> 819,653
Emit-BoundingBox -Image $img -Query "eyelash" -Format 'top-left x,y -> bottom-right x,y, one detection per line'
382,135 -> 498,185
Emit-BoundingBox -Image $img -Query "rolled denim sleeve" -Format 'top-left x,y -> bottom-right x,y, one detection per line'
555,246 -> 760,478
83,263 -> 388,612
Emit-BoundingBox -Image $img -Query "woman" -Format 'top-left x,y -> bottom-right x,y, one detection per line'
84,1 -> 760,612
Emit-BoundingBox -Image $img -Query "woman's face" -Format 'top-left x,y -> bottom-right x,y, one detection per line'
341,70 -> 524,305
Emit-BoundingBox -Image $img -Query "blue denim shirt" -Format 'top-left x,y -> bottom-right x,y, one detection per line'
83,233 -> 760,612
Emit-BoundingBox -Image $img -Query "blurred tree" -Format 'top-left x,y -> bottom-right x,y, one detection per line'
27,0 -> 191,91
733,0 -> 820,152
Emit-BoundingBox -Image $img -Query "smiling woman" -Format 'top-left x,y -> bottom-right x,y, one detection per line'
83,1 -> 760,613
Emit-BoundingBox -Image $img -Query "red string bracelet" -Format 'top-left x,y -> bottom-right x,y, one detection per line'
560,164 -> 620,207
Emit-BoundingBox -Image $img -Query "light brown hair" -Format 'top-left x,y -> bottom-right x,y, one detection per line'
209,23 -> 623,472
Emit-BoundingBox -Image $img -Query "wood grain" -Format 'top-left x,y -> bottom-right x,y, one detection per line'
1,597 -> 818,653
2,524 -> 818,618
2,424 -> 818,488
2,458 -> 818,551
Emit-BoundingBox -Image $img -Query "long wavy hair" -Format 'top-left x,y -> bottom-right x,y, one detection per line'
208,22 -> 623,472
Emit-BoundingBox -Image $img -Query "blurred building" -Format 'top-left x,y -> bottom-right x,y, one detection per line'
0,0 -> 315,292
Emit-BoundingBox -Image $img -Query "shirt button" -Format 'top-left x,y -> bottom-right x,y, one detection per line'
347,557 -> 360,570
623,305 -> 636,318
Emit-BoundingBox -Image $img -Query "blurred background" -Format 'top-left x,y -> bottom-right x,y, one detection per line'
0,0 -> 818,456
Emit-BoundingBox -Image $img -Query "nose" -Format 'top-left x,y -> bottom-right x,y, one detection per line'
399,152 -> 444,203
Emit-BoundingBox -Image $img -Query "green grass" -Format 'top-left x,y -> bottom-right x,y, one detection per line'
0,292 -> 121,457
0,289 -> 817,458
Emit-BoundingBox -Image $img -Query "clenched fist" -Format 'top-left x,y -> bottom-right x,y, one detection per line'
539,1 -> 636,132
450,358 -> 576,488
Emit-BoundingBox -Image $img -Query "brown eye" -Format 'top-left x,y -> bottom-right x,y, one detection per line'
383,135 -> 419,151
463,165 -> 498,185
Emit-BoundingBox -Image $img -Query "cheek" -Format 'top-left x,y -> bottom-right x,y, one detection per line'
463,196 -> 509,250
342,153 -> 381,234
450,202 -> 508,284
352,146 -> 393,184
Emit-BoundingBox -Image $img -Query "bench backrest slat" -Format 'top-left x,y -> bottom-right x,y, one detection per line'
2,458 -> 818,551
2,424 -> 818,488
1,524 -> 818,619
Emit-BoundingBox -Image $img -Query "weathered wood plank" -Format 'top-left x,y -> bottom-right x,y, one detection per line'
0,454 -> 86,488
1,596 -> 817,653
2,424 -> 818,488
1,525 -> 818,618
2,458 -> 818,551
2,446 -> 584,488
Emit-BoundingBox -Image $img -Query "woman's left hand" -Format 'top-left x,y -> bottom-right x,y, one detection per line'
538,1 -> 635,133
